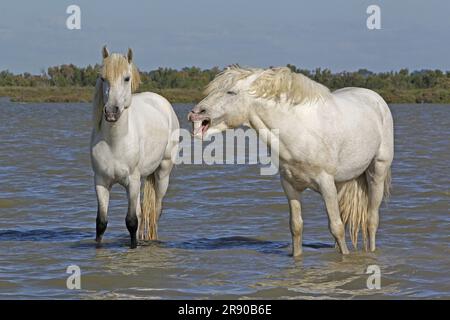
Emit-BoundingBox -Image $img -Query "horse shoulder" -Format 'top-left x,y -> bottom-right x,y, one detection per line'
90,137 -> 116,180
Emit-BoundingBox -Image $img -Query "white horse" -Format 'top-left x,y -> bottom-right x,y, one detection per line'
90,47 -> 179,248
189,66 -> 393,256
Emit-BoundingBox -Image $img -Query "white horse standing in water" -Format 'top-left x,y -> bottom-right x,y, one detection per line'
189,66 -> 393,256
90,47 -> 179,248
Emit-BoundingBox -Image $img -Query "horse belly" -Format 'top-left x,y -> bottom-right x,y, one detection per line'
334,155 -> 373,182
134,130 -> 167,173
279,161 -> 321,191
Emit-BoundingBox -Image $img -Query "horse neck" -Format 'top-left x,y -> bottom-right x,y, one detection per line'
100,108 -> 130,144
247,99 -> 314,162
247,99 -> 278,132
248,98 -> 316,132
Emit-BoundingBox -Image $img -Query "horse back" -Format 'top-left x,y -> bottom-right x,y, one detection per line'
131,92 -> 178,128
331,87 -> 392,125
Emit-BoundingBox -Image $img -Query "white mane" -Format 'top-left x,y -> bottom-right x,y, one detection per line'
204,65 -> 257,95
206,66 -> 331,105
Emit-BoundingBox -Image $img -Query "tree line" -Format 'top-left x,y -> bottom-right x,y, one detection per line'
1,63 -> 448,93
0,65 -> 221,89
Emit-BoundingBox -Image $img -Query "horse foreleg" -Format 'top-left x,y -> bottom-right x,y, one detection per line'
318,174 -> 350,255
126,175 -> 141,249
281,178 -> 304,257
95,182 -> 110,243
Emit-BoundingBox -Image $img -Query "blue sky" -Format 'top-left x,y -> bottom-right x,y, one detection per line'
0,0 -> 448,73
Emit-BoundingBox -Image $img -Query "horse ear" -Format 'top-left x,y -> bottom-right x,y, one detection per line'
102,45 -> 109,59
127,48 -> 133,63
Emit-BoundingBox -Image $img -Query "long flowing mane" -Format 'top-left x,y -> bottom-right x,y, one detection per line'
204,66 -> 257,95
93,53 -> 141,130
206,66 -> 331,105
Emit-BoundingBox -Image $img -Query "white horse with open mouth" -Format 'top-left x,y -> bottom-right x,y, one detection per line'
90,47 -> 179,248
189,66 -> 393,256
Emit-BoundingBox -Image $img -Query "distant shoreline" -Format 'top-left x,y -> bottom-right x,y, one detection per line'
2,64 -> 448,104
0,86 -> 204,104
0,86 -> 448,104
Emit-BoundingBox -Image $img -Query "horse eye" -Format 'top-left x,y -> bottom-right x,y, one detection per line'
227,91 -> 237,95
100,77 -> 105,82
124,76 -> 130,82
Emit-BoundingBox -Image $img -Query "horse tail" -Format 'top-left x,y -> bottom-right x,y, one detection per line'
337,174 -> 369,250
140,173 -> 158,240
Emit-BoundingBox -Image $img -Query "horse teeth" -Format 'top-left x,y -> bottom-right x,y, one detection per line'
193,121 -> 203,136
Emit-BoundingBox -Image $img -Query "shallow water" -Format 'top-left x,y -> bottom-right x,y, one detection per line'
0,98 -> 448,299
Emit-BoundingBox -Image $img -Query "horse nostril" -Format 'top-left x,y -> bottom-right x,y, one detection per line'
192,108 -> 206,114
105,106 -> 120,114
188,107 -> 206,120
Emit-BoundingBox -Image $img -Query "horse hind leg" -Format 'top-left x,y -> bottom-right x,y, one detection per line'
318,174 -> 350,255
153,160 -> 174,227
281,177 -> 304,257
366,159 -> 391,252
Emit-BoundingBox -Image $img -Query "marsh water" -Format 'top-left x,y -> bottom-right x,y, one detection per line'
0,98 -> 448,299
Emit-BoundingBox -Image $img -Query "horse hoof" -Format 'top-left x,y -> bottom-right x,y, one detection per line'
130,240 -> 137,249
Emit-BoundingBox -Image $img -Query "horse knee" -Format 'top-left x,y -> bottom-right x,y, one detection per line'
368,219 -> 378,235
290,218 -> 303,236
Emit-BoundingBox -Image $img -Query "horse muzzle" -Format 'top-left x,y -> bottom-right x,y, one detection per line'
188,111 -> 211,138
104,106 -> 122,122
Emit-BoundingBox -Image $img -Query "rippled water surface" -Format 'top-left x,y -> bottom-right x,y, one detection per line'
0,98 -> 449,299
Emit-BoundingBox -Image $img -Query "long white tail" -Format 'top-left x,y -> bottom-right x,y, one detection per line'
338,168 -> 391,250
139,174 -> 158,240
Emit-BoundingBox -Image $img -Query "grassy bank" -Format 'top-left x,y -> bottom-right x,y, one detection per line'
0,86 -> 205,104
377,88 -> 450,104
0,86 -> 449,104
0,86 -> 94,103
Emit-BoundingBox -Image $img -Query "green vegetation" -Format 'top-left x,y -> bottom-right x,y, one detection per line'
0,86 -> 204,103
0,64 -> 448,103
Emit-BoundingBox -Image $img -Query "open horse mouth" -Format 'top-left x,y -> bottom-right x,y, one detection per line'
104,112 -> 121,122
192,119 -> 210,138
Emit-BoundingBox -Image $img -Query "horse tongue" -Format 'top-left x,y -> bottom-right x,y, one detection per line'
202,123 -> 209,134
